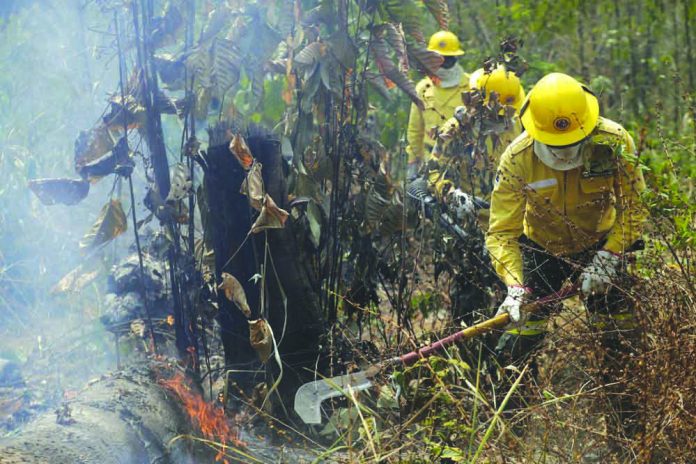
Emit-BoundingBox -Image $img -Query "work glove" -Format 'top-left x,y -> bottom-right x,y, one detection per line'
447,188 -> 476,221
580,250 -> 621,296
495,285 -> 532,327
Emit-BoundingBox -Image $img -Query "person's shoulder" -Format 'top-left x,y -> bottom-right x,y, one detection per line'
593,117 -> 629,139
507,131 -> 533,157
415,77 -> 435,95
497,131 -> 532,173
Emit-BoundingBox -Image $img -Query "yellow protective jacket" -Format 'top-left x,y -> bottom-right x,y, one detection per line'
427,116 -> 522,200
486,117 -> 647,286
406,74 -> 470,164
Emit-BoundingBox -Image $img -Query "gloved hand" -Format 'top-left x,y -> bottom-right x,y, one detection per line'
447,188 -> 476,221
580,250 -> 621,296
495,285 -> 532,327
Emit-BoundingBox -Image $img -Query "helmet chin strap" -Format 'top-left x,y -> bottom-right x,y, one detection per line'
533,140 -> 584,171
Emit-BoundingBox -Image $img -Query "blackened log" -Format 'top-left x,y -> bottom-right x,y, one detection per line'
0,365 -> 217,464
202,125 -> 326,405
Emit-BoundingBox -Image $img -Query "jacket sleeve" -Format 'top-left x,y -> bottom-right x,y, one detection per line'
486,150 -> 527,286
603,132 -> 647,254
406,101 -> 425,164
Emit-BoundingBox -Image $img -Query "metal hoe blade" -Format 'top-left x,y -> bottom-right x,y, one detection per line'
294,371 -> 372,424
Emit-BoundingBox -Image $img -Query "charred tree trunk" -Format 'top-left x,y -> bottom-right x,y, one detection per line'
201,126 -> 326,407
0,366 -> 217,464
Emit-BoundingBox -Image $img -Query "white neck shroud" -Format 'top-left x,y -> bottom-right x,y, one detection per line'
533,140 -> 584,171
434,64 -> 464,88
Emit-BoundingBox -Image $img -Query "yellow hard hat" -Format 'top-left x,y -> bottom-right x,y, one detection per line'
469,66 -> 525,111
427,31 -> 465,56
520,72 -> 599,146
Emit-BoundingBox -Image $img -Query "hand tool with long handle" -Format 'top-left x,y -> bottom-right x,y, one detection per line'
294,285 -> 577,424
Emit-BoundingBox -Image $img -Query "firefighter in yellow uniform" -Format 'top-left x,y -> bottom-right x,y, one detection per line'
427,66 -> 525,222
411,66 -> 526,322
486,72 -> 646,434
406,31 -> 469,179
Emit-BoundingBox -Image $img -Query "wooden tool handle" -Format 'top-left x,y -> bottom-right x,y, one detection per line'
397,285 -> 577,366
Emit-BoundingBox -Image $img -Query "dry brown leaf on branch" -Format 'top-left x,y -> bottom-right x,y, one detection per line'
250,194 -> 289,234
248,318 -> 273,363
167,162 -> 193,202
240,161 -> 264,210
28,178 -> 90,206
229,134 -> 254,170
218,272 -> 252,318
79,200 -> 128,252
51,264 -> 100,295
74,124 -> 116,170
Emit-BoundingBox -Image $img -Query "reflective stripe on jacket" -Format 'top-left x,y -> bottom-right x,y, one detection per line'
486,117 -> 647,286
406,75 -> 470,164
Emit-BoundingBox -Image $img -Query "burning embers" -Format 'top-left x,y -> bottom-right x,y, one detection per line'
160,372 -> 243,462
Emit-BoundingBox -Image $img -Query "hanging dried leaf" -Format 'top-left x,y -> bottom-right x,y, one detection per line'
407,43 -> 445,75
294,42 -> 324,66
423,0 -> 449,30
199,5 -> 235,43
229,134 -> 254,170
383,67 -> 423,110
209,37 -> 242,93
51,264 -> 100,295
376,23 -> 408,71
28,178 -> 90,206
371,37 -> 423,110
79,200 -> 128,251
328,30 -> 357,69
365,71 -> 393,101
74,125 -> 115,170
240,161 -> 264,210
103,94 -> 147,130
381,0 -> 424,43
248,318 -> 273,363
218,272 -> 252,318
167,163 -> 193,202
250,194 -> 289,234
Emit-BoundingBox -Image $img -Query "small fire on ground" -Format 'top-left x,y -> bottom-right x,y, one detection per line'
160,372 -> 243,462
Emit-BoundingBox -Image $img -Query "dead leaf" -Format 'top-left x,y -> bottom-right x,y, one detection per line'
250,194 -> 289,234
28,178 -> 90,206
240,161 -> 264,210
51,264 -> 100,295
74,124 -> 116,169
167,162 -> 193,202
248,318 -> 273,362
229,134 -> 254,170
79,200 -> 128,251
218,272 -> 252,318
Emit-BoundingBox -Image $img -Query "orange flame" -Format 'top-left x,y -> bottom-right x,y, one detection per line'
160,372 -> 243,462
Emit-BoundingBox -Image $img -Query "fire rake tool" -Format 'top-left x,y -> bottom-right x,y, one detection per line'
294,285 -> 577,424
